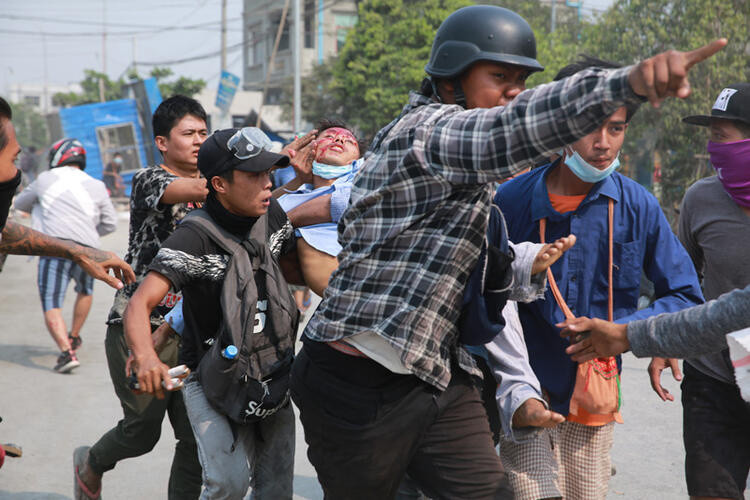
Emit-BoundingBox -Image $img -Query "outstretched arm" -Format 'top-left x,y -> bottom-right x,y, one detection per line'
560,284 -> 750,361
0,221 -> 135,288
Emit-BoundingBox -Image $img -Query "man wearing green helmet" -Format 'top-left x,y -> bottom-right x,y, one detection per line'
290,5 -> 726,499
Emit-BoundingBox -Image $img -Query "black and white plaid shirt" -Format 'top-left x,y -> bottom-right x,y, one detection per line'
304,66 -> 642,390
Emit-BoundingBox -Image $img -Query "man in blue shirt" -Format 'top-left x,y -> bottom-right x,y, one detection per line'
494,57 -> 704,500
274,119 -> 362,296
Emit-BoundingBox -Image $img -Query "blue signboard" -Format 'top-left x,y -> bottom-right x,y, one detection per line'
216,70 -> 241,111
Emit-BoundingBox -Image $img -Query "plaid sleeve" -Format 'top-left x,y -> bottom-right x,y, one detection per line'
422,66 -> 642,184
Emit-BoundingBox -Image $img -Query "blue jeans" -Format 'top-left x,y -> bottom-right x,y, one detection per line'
182,375 -> 295,500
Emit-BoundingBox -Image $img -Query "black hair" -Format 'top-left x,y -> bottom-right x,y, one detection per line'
207,169 -> 235,194
0,96 -> 12,152
315,118 -> 366,154
555,55 -> 638,122
152,95 -> 207,139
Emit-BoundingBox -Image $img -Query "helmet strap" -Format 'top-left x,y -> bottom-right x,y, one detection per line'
429,80 -> 443,103
452,78 -> 467,108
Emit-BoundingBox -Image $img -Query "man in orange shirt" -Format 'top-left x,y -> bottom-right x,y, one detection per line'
491,57 -> 704,499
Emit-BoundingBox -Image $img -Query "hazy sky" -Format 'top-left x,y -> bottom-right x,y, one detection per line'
1,0 -> 614,97
1,0 -> 244,94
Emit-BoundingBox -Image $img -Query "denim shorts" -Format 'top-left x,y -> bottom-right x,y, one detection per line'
37,256 -> 94,311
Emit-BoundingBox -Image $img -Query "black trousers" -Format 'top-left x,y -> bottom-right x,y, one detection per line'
290,340 -> 511,500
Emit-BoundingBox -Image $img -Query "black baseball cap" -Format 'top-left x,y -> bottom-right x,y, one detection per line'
683,83 -> 750,127
198,127 -> 289,179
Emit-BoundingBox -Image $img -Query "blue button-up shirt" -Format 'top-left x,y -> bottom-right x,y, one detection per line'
495,161 -> 704,414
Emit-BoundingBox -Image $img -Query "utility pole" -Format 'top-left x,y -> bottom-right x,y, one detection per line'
132,37 -> 137,77
42,33 -> 48,114
221,0 -> 227,72
99,0 -> 107,102
216,0 -> 231,129
293,0 -> 301,134
256,0 -> 290,127
550,0 -> 557,33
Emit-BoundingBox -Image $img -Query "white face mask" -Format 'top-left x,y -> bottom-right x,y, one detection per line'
562,147 -> 620,183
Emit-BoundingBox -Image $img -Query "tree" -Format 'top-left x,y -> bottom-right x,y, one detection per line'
52,67 -> 206,108
52,70 -> 124,107
331,0 -> 475,139
147,67 -> 206,99
279,62 -> 342,127
484,0 -> 585,88
281,0 -> 584,140
10,102 -> 49,150
581,0 -> 749,218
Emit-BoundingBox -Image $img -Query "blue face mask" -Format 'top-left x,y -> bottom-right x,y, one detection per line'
563,148 -> 620,183
312,160 -> 354,179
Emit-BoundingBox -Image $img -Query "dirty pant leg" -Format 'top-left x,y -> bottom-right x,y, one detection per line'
88,323 -> 201,499
182,375 -> 295,500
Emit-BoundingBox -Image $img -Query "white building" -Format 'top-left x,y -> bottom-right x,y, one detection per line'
8,82 -> 82,113
193,87 -> 293,137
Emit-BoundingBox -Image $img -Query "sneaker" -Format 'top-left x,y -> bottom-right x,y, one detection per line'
69,334 -> 82,351
54,350 -> 80,373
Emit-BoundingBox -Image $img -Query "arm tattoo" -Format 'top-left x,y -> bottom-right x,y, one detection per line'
0,221 -> 99,261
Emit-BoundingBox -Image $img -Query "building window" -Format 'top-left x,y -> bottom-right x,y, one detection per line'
96,123 -> 142,174
271,12 -> 290,52
304,0 -> 315,49
23,95 -> 41,107
249,23 -> 264,66
334,12 -> 357,53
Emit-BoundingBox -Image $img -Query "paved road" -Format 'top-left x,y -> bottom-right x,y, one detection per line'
0,214 -> 745,499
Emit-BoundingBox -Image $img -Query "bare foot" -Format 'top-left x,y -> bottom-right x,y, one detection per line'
512,398 -> 565,428
531,234 -> 576,275
78,450 -> 102,494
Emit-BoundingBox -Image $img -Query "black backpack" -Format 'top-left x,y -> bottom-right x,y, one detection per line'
180,209 -> 299,424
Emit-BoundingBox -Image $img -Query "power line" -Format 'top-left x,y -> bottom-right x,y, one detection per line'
0,13 -> 238,29
0,20 -> 241,38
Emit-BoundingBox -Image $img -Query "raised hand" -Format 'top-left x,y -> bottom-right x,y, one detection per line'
532,234 -> 576,275
628,39 -> 727,107
281,129 -> 318,158
289,141 -> 318,185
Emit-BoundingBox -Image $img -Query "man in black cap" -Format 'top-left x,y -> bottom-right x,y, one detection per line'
124,127 -> 297,498
671,83 -> 750,500
288,2 -> 726,498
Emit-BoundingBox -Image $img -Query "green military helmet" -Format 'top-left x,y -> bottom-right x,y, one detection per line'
425,5 -> 544,79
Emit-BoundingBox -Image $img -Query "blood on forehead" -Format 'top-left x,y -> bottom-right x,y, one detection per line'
318,127 -> 356,142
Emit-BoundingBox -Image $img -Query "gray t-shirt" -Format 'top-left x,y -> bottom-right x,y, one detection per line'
674,176 -> 750,383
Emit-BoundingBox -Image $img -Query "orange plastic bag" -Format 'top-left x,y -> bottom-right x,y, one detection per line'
540,199 -> 622,425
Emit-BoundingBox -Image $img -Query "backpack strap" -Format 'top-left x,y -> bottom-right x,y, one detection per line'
181,209 -> 268,270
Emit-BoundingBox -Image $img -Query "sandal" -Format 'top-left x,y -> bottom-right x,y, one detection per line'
73,446 -> 101,500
